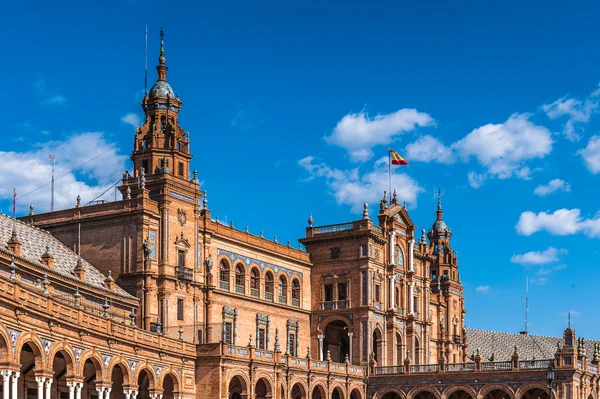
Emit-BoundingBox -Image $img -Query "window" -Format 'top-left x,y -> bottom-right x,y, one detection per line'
324,284 -> 334,302
361,244 -> 367,256
395,287 -> 400,307
250,268 -> 260,297
178,162 -> 184,177
375,284 -> 380,302
292,279 -> 301,306
235,264 -> 245,293
177,298 -> 184,321
224,322 -> 233,344
220,260 -> 230,289
177,141 -> 182,151
288,333 -> 296,356
278,276 -> 287,304
394,245 -> 404,267
361,271 -> 367,305
258,328 -> 266,350
413,296 -> 418,313
142,160 -> 149,175
338,283 -> 347,301
177,250 -> 185,267
265,272 -> 274,299
431,270 -> 437,280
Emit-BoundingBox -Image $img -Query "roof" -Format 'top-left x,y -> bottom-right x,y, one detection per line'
466,328 -> 599,361
0,213 -> 134,299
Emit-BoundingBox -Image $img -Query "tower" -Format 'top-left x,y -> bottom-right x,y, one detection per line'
130,28 -> 191,181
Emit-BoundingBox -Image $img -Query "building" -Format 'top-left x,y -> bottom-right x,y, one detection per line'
2,29 -> 599,399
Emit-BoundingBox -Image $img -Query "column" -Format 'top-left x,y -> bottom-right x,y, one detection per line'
97,387 -> 106,399
409,239 -> 414,271
11,372 -> 19,399
390,275 -> 396,310
45,378 -> 53,399
67,382 -> 75,399
348,332 -> 353,364
36,377 -> 46,399
389,232 -> 395,264
105,387 -> 112,399
408,282 -> 414,315
131,390 -> 138,399
75,382 -> 83,399
1,370 -> 11,399
318,335 -> 324,361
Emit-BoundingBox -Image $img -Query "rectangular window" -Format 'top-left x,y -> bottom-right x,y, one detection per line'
375,284 -> 380,302
178,250 -> 185,267
338,283 -> 347,301
369,244 -> 373,256
362,321 -> 367,360
178,162 -> 184,176
361,244 -> 367,256
258,328 -> 266,350
224,322 -> 233,344
413,296 -> 418,313
177,298 -> 184,321
324,284 -> 334,302
361,271 -> 367,305
288,333 -> 296,356
142,160 -> 149,175
443,270 -> 449,276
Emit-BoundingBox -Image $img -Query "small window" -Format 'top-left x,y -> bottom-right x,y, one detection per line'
324,284 -> 334,302
177,298 -> 184,321
142,160 -> 149,175
361,244 -> 367,256
278,276 -> 287,297
258,328 -> 266,350
292,279 -> 301,303
288,333 -> 296,356
431,270 -> 437,280
338,283 -> 347,301
375,284 -> 380,302
177,250 -> 185,267
250,268 -> 260,290
443,270 -> 449,276
265,272 -> 274,294
564,356 -> 572,365
235,264 -> 245,291
178,162 -> 184,177
220,261 -> 230,285
413,296 -> 418,312
177,141 -> 182,151
224,322 -> 232,344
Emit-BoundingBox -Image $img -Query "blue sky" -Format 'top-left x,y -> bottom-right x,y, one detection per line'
2,0 -> 600,339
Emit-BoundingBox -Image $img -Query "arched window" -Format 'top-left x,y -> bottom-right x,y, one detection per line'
265,271 -> 274,300
394,245 -> 404,267
235,264 -> 245,293
291,279 -> 301,306
250,268 -> 260,297
219,260 -> 230,290
278,275 -> 287,304
395,286 -> 400,308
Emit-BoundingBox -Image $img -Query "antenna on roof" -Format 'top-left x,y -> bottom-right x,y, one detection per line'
78,222 -> 81,260
520,277 -> 529,335
568,309 -> 571,329
49,154 -> 55,212
144,23 -> 148,93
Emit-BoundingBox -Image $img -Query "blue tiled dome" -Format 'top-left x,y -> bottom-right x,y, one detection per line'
149,80 -> 175,99
433,219 -> 448,232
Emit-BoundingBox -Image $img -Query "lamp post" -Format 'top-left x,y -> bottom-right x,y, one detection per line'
546,361 -> 555,399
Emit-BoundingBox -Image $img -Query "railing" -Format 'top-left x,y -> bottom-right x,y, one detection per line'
314,223 -> 353,234
445,363 -> 475,372
395,307 -> 404,314
312,361 -> 328,369
250,288 -> 259,298
227,345 -> 249,356
255,350 -> 274,359
265,292 -> 274,301
279,295 -> 287,304
375,366 -> 404,375
519,359 -> 554,369
292,298 -> 300,307
589,364 -> 598,373
372,225 -> 382,234
321,300 -> 349,310
235,285 -> 244,294
220,281 -> 229,290
481,361 -> 512,371
411,364 -> 439,373
176,266 -> 193,281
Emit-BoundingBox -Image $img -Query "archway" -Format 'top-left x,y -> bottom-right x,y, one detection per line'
255,378 -> 272,399
323,320 -> 349,363
137,369 -> 153,399
312,385 -> 326,399
291,383 -> 306,399
82,358 -> 101,399
228,375 -> 248,399
372,328 -> 383,363
483,389 -> 512,399
332,387 -> 345,399
447,390 -> 474,399
413,390 -> 437,399
51,350 -> 74,399
163,374 -> 176,399
395,332 -> 403,365
382,393 -> 403,399
351,389 -> 362,399
18,342 -> 43,399
110,363 -> 128,399
522,388 -> 549,399
414,337 -> 421,365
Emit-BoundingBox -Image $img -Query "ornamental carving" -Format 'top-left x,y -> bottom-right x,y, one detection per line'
177,208 -> 187,226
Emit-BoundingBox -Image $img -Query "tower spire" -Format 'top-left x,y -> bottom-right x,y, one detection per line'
157,27 -> 168,81
436,189 -> 443,220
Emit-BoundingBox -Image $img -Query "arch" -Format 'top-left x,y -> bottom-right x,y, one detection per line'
235,262 -> 246,292
162,372 -> 179,399
323,319 -> 350,363
331,385 -> 346,399
443,386 -> 477,399
291,278 -> 301,306
350,388 -> 363,399
394,245 -> 405,267
0,322 -> 12,363
515,384 -> 554,399
395,331 -> 403,365
133,364 -> 157,391
316,314 -> 354,333
264,270 -> 275,298
312,384 -> 327,399
278,274 -> 288,300
228,372 -> 249,399
373,388 -> 406,399
255,376 -> 273,399
407,387 -> 442,399
250,266 -> 261,295
413,335 -> 421,365
372,326 -> 383,363
107,358 -> 132,386
79,350 -> 105,379
290,380 -> 308,399
159,369 -> 181,393
219,258 -> 231,289
49,344 -> 76,398
479,384 -> 515,399
14,332 -> 45,368
48,341 -> 76,375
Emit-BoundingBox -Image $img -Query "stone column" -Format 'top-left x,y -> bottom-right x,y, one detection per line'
409,239 -> 414,271
105,387 -> 112,399
97,387 -> 106,399
408,282 -> 414,315
45,378 -> 53,399
348,332 -> 354,364
67,382 -> 76,399
1,370 -> 11,399
389,275 -> 396,310
36,377 -> 46,399
75,383 -> 83,399
11,371 -> 19,399
389,232 -> 395,264
318,335 -> 324,361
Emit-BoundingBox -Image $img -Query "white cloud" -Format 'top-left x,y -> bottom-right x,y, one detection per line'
510,247 -> 567,265
578,135 -> 600,174
34,79 -> 67,106
475,285 -> 490,293
542,88 -> 600,141
121,113 -> 141,128
299,155 -> 423,213
0,133 -> 127,213
453,113 -> 553,180
515,208 -> 600,238
530,277 -> 548,286
533,179 -> 571,196
467,171 -> 487,189
324,109 -> 435,162
537,264 -> 567,275
405,135 -> 453,164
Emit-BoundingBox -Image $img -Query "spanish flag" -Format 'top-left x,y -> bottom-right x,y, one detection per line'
389,149 -> 408,166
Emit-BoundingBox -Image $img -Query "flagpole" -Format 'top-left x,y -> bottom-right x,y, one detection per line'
388,149 -> 392,201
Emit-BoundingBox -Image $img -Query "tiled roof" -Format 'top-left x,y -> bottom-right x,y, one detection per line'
0,213 -> 133,299
466,328 -> 599,361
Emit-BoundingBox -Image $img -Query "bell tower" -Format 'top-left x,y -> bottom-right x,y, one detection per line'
131,28 -> 191,180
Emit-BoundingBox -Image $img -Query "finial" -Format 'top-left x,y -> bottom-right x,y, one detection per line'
260,231 -> 263,238
274,236 -> 277,243
362,202 -> 369,220
420,229 -> 427,244
326,350 -> 331,362
29,203 -> 34,216
76,195 -> 81,208
155,316 -> 162,334
178,325 -> 184,340
245,226 -> 249,233
102,297 -> 110,317
383,191 -> 388,204
191,169 -> 199,184
8,256 -> 18,280
203,192 -> 208,210
130,307 -> 137,327
248,334 -> 253,347
274,328 -> 280,351
287,240 -> 291,247
42,273 -> 50,294
393,188 -> 398,202
229,220 -> 234,228
308,214 -> 313,227
345,353 -> 350,365
437,189 -> 442,211
568,309 -> 571,328
159,27 -> 166,66
126,186 -> 131,200
140,168 -> 146,190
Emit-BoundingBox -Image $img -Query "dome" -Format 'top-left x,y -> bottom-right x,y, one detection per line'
432,219 -> 449,232
149,80 -> 175,99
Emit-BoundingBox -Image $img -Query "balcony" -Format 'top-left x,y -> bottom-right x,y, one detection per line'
250,288 -> 259,298
279,295 -> 287,304
265,292 -> 274,301
235,285 -> 244,294
320,300 -> 349,310
176,266 -> 193,281
220,281 -> 230,290
292,298 -> 300,307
